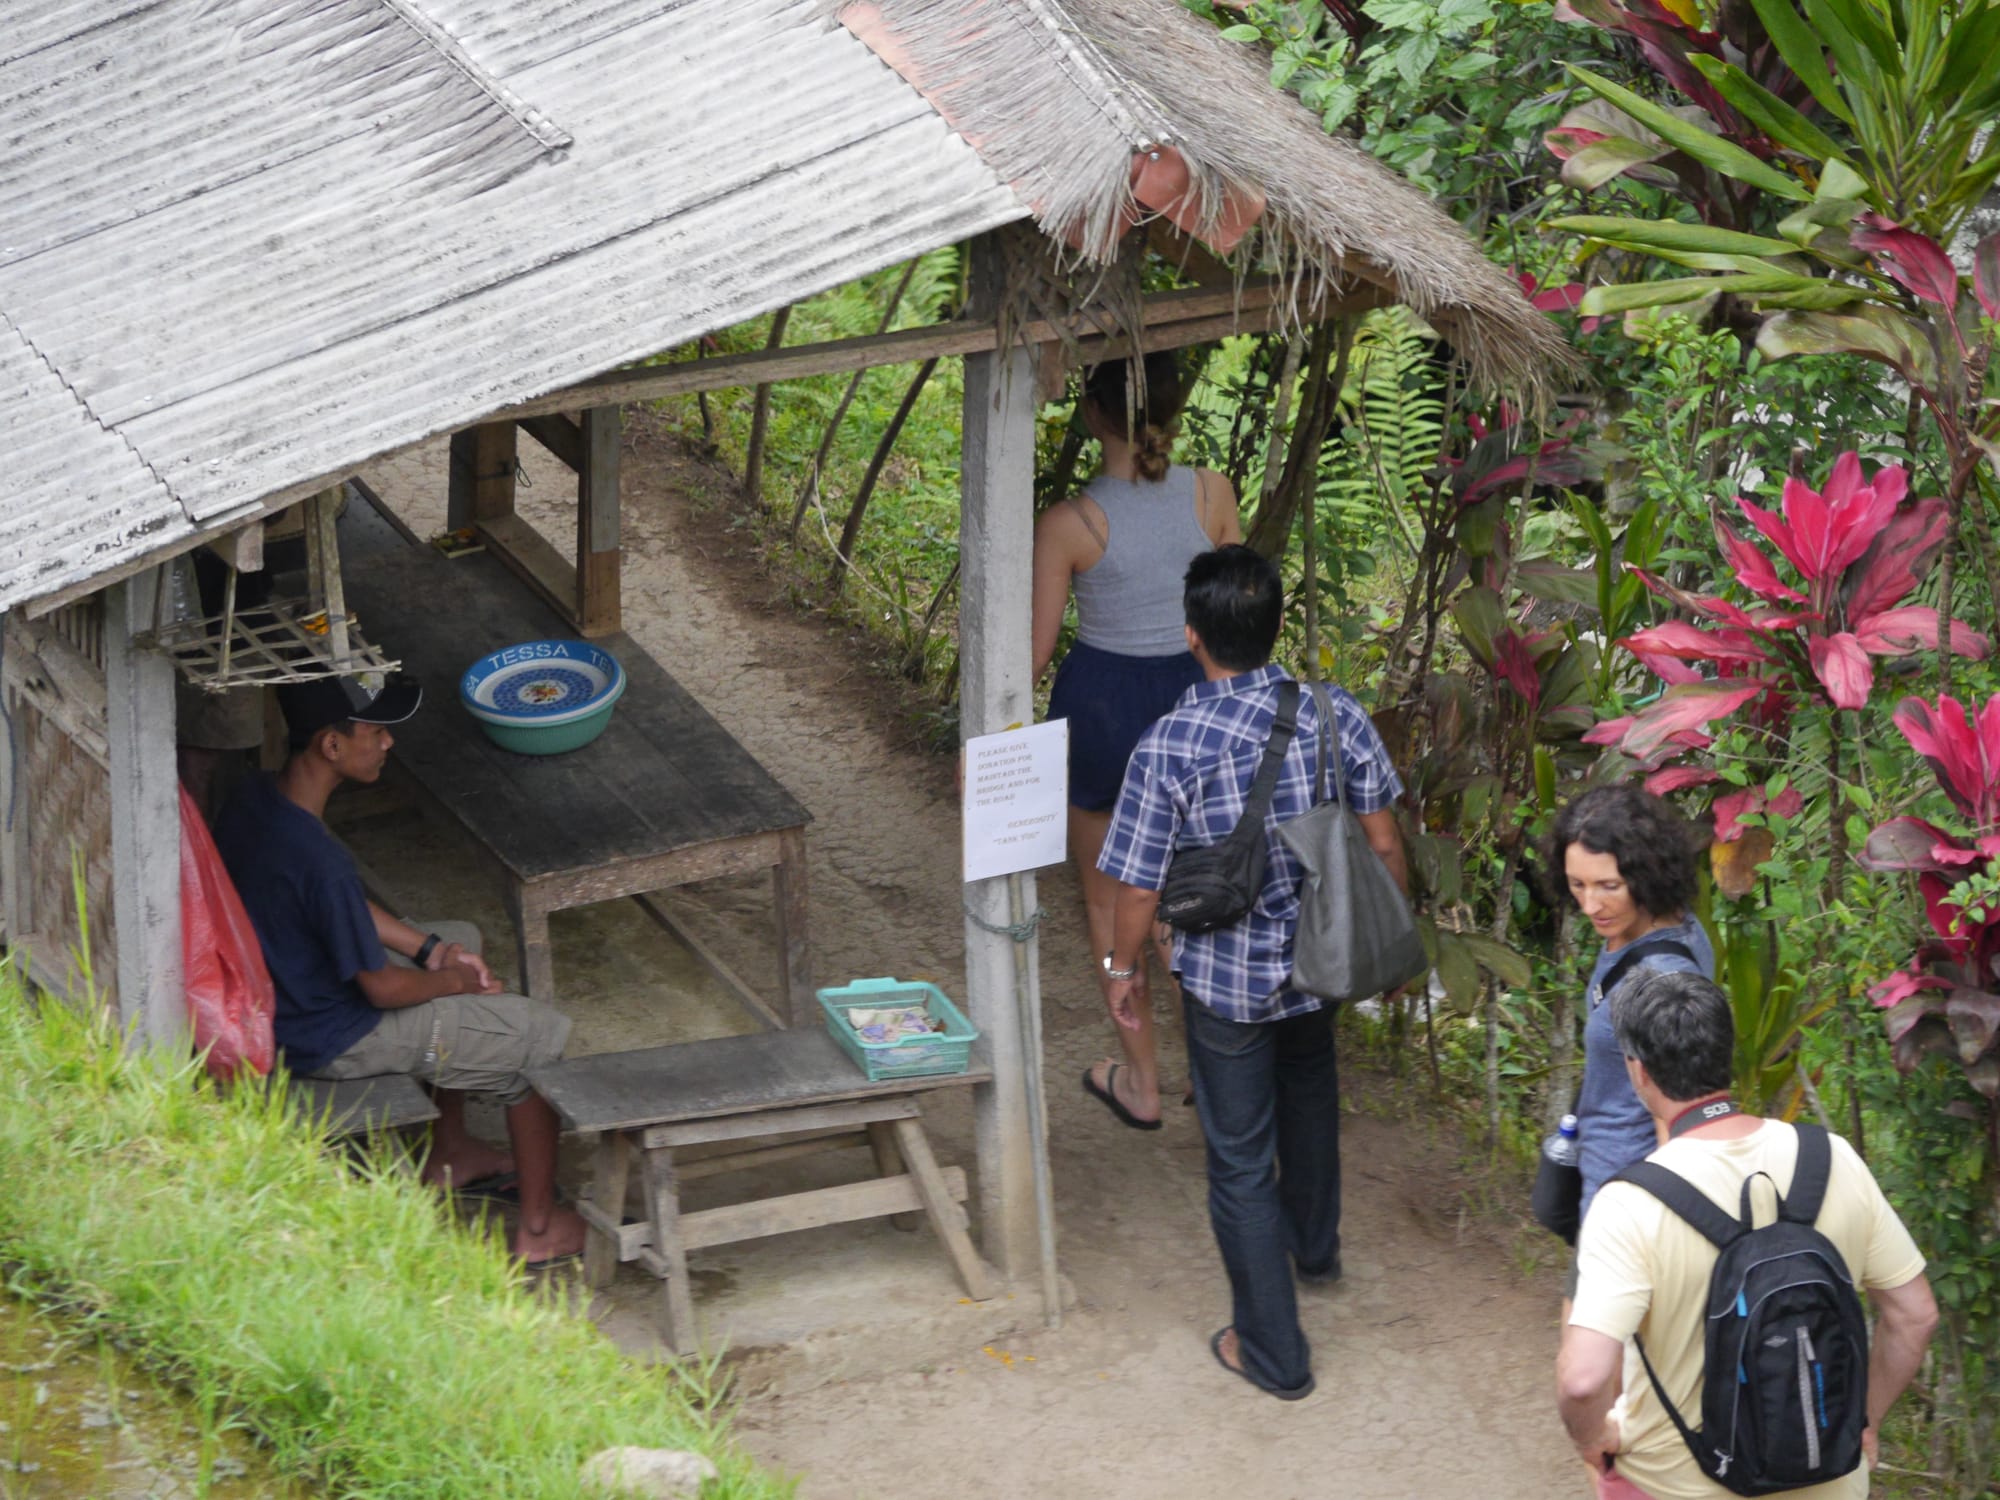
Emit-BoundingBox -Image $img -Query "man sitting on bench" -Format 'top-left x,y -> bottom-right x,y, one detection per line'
213,672 -> 587,1266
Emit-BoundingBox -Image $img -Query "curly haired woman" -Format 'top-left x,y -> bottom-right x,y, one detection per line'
1546,784 -> 1717,1240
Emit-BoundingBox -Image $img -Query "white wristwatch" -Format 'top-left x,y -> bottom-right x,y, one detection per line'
1101,952 -> 1138,981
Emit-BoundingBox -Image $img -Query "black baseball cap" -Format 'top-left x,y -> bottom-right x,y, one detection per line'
278,671 -> 423,746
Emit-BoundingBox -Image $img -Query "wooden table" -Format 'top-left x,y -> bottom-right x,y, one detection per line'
338,493 -> 813,1024
531,1028 -> 995,1352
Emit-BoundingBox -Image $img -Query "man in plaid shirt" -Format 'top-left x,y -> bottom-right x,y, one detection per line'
1097,544 -> 1407,1401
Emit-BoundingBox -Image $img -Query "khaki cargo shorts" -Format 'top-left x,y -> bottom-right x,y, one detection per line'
308,921 -> 569,1106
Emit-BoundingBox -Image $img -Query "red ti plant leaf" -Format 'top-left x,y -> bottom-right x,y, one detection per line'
1629,566 -> 1766,628
1595,679 -> 1766,762
1737,454 -> 1906,592
1712,517 -> 1807,605
1883,991 -> 1949,1047
1492,629 -> 1542,707
1851,605 -> 1991,660
1518,272 -> 1586,313
1868,967 -> 1949,1009
1619,620 -> 1770,663
1891,1014 -> 1959,1074
1859,815 -> 1977,875
1712,784 -> 1804,842
1975,232 -> 2000,321
1544,121 -> 1609,158
1891,694 -> 2000,826
1644,764 -> 1719,794
1851,216 -> 1962,308
1808,631 -> 1874,708
1945,989 -> 2000,1065
1842,499 -> 1949,622
1630,649 -> 1703,685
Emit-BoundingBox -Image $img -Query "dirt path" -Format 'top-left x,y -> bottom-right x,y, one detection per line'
372,413 -> 1586,1499
574,414 -> 1583,1500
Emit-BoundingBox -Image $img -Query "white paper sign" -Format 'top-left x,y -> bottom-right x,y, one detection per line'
962,720 -> 1069,882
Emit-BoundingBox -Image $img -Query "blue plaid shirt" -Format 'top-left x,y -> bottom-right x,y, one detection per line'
1097,664 -> 1403,1023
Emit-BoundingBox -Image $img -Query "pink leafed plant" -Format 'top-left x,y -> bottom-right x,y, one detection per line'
1860,694 -> 2000,1097
1586,454 -> 1989,833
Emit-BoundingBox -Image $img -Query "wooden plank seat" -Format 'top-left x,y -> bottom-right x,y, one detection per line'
336,489 -> 813,1027
285,1073 -> 439,1138
531,1028 -> 996,1353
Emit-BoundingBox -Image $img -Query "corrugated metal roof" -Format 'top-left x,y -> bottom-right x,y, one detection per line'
0,0 -> 1026,609
0,311 -> 189,595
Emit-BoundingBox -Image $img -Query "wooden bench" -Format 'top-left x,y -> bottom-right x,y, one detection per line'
286,1073 -> 439,1138
337,490 -> 813,1027
531,1028 -> 995,1353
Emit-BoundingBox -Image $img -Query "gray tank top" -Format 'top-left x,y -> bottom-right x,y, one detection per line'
1070,466 -> 1216,656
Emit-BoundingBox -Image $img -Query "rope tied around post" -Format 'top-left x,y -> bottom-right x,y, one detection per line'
964,903 -> 1048,943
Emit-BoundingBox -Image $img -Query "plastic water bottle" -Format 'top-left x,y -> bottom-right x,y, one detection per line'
1542,1112 -> 1581,1168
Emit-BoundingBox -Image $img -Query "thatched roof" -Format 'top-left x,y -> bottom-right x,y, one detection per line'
837,0 -> 1571,396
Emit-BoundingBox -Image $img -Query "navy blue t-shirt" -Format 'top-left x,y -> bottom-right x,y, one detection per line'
211,773 -> 387,1074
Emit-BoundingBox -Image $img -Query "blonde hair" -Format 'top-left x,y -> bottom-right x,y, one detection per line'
1084,352 -> 1189,483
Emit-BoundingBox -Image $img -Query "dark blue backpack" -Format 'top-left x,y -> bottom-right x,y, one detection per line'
1610,1124 -> 1870,1496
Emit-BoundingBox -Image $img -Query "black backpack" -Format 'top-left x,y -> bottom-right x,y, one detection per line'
1609,1124 -> 1869,1496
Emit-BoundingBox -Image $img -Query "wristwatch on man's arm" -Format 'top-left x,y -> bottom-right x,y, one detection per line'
1101,952 -> 1138,981
414,931 -> 443,969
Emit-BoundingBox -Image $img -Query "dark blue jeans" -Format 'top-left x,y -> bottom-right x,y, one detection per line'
1183,991 -> 1342,1394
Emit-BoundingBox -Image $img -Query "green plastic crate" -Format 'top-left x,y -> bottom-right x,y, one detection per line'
818,977 -> 978,1081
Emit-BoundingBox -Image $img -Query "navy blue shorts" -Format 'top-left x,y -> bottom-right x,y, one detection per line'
1048,639 -> 1203,813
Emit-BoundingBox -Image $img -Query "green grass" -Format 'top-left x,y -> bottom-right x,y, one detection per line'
0,965 -> 791,1499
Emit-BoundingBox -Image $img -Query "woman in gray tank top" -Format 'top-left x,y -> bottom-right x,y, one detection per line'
1032,353 -> 1241,1130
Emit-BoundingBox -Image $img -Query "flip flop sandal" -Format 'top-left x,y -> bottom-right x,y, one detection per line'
521,1248 -> 583,1271
454,1170 -> 521,1204
1082,1063 -> 1163,1131
1210,1328 -> 1315,1402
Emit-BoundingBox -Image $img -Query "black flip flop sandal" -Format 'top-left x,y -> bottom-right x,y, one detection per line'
1210,1328 -> 1315,1401
1082,1064 -> 1163,1131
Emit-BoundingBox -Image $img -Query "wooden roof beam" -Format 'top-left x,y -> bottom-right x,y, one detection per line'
493,278 -> 1387,421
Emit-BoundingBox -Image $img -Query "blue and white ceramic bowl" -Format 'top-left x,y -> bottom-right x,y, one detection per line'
459,639 -> 625,755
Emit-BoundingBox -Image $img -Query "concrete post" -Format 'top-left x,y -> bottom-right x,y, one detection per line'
959,236 -> 1044,1286
104,571 -> 185,1048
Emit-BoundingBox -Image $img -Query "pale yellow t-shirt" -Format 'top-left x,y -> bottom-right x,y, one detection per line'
1569,1122 -> 1926,1500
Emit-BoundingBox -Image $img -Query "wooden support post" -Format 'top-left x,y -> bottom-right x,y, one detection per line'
639,1144 -> 697,1354
575,406 -> 621,637
957,233 -> 1044,1288
447,423 -> 518,529
772,825 -> 812,1027
506,882 -> 556,1005
104,571 -> 184,1047
866,1120 -> 921,1232
583,1130 -> 631,1288
304,486 -> 351,664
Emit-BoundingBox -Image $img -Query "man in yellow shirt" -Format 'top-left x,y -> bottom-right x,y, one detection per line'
1556,971 -> 1938,1499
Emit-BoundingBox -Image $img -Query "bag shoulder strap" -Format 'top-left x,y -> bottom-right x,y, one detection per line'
1607,1160 -> 1745,1250
1628,1334 -> 1705,1469
1225,680 -> 1301,844
1599,938 -> 1698,1001
1302,679 -> 1346,813
1780,1122 -> 1833,1226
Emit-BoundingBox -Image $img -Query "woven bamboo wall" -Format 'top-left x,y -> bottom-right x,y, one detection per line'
2,601 -> 118,1013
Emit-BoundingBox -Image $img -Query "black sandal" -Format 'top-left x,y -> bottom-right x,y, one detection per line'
1082,1063 -> 1163,1131
1210,1328 -> 1315,1401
